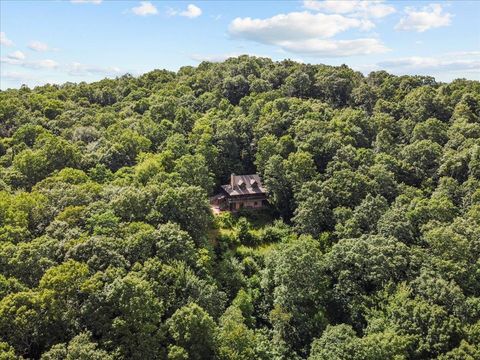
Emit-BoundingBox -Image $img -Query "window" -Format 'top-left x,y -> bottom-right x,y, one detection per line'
254,201 -> 258,206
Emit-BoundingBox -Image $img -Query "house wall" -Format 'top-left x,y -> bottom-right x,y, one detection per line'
229,197 -> 266,210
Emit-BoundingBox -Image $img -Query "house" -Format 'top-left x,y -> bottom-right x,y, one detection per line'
210,173 -> 268,211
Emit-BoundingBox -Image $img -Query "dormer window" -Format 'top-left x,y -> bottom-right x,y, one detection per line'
250,179 -> 257,187
238,179 -> 246,189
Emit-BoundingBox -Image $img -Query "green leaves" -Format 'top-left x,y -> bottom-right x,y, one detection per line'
326,235 -> 410,326
41,332 -> 113,360
167,303 -> 217,360
105,273 -> 164,359
263,236 -> 328,354
149,185 -> 213,242
0,56 -> 479,360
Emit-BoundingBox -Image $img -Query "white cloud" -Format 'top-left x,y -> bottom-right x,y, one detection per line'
1,57 -> 59,69
0,32 -> 14,46
168,4 -> 202,18
68,62 -> 122,76
395,3 -> 452,32
34,59 -> 59,69
351,63 -> 380,73
304,0 -> 395,18
131,1 -> 158,16
70,0 -> 102,4
228,11 -> 388,57
2,54 -> 121,77
229,12 -> 374,43
0,72 -> 58,90
277,38 -> 389,57
28,41 -> 50,52
0,58 -> 20,65
180,4 -> 202,18
190,52 -> 244,62
1,71 -> 35,82
446,50 -> 480,57
304,0 -> 357,13
7,51 -> 26,60
378,54 -> 480,72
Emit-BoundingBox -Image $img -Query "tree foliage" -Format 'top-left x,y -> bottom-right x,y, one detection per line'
0,56 -> 479,359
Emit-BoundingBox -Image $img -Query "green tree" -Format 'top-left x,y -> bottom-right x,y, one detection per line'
263,236 -> 328,355
222,75 -> 250,105
173,154 -> 214,194
326,235 -> 410,326
41,332 -> 113,360
103,273 -> 165,359
217,306 -> 274,360
167,303 -> 217,360
263,155 -> 294,218
155,222 -> 198,265
149,185 -> 213,242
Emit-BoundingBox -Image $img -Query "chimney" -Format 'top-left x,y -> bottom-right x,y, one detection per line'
231,173 -> 235,189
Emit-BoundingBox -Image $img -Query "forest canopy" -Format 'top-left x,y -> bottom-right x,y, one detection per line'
0,56 -> 479,359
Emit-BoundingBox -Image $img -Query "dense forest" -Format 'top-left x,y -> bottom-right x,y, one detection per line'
0,56 -> 479,360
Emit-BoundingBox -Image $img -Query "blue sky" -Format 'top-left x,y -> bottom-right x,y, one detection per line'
1,0 -> 479,89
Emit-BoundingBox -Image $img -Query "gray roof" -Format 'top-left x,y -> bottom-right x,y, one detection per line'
221,174 -> 267,197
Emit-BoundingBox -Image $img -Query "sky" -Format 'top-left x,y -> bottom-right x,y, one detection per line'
1,0 -> 479,89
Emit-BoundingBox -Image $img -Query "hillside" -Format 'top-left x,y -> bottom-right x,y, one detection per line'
1,56 -> 480,359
